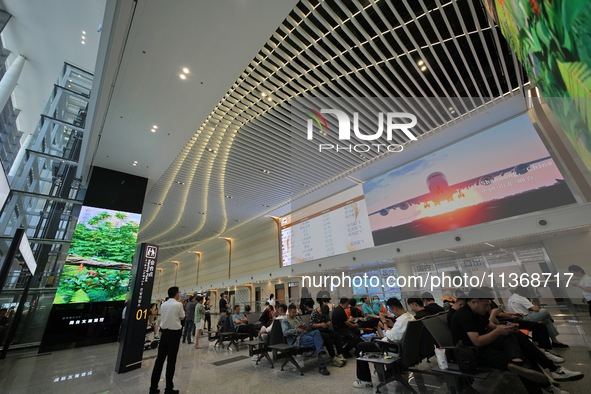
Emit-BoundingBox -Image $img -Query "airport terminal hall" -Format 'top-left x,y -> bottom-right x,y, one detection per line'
1,0 -> 591,393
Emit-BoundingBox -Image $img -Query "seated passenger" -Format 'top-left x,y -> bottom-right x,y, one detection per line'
451,288 -> 563,394
421,292 -> 445,315
231,305 -> 257,340
353,297 -> 414,389
310,304 -> 346,367
407,297 -> 429,320
332,297 -> 362,358
508,287 -> 569,348
281,304 -> 330,375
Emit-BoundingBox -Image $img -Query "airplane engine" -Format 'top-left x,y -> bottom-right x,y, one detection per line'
399,202 -> 410,210
514,163 -> 530,175
379,209 -> 389,216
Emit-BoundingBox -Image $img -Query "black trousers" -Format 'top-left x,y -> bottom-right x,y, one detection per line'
336,327 -> 362,355
319,329 -> 344,357
588,300 -> 591,317
356,341 -> 381,382
477,335 -> 545,394
204,313 -> 211,331
150,328 -> 182,391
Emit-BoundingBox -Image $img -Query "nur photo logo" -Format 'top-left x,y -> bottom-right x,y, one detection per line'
305,108 -> 417,153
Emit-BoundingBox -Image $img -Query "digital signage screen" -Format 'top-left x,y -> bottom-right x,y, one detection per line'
53,206 -> 141,304
281,185 -> 375,266
363,114 -> 576,245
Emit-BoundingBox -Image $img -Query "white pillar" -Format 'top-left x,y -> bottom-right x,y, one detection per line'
0,54 -> 25,113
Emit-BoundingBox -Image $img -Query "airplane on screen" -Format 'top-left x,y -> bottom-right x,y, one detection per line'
369,156 -> 552,216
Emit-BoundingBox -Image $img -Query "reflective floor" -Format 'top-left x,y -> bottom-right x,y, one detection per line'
0,307 -> 589,394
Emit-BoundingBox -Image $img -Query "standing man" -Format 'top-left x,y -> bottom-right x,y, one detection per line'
219,292 -> 228,313
150,286 -> 185,394
182,295 -> 196,344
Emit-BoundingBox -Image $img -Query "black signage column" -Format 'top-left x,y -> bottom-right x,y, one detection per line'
116,243 -> 159,373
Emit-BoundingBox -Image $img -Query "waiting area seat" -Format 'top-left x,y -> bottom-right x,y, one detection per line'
266,319 -> 316,375
214,315 -> 249,351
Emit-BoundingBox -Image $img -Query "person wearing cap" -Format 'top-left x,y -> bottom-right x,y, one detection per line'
421,292 -> 445,315
440,290 -> 456,311
451,288 -> 570,394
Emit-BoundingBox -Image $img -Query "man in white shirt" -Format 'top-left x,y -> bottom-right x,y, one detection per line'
150,287 -> 185,394
508,287 -> 568,348
353,298 -> 415,388
569,265 -> 591,317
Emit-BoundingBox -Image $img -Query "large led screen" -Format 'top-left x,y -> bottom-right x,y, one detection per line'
53,206 -> 141,304
281,185 -> 375,266
363,115 -> 576,245
494,0 -> 591,174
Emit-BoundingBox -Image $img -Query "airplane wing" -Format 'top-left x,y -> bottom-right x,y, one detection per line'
448,156 -> 552,191
368,192 -> 432,216
368,156 -> 552,217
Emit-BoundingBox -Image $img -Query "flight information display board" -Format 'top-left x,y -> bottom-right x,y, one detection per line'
281,185 -> 374,266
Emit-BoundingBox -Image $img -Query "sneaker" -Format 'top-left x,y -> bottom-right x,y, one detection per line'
508,363 -> 550,384
337,354 -> 347,364
331,357 -> 345,367
544,351 -> 564,364
251,355 -> 259,361
353,379 -> 374,388
319,367 -> 330,376
550,367 -> 584,381
543,385 -> 570,394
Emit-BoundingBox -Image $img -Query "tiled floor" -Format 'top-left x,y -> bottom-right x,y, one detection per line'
0,309 -> 589,394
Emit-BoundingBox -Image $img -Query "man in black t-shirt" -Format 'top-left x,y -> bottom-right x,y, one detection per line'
451,288 -> 551,394
332,297 -> 361,358
421,292 -> 445,315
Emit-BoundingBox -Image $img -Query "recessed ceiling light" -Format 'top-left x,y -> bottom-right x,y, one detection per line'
82,35 -> 86,40
152,125 -> 158,129
207,148 -> 216,153
81,41 -> 85,45
261,169 -> 271,174
82,30 -> 86,34
417,59 -> 424,66
262,204 -> 270,208
420,65 -> 427,72
132,163 -> 137,166
225,195 -> 233,199
266,97 -> 272,102
179,74 -> 186,80
176,181 -> 184,185
150,128 -> 156,132
182,67 -> 190,74
261,92 -> 267,97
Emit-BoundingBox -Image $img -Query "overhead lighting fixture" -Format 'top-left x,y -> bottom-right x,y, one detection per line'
133,160 -> 138,166
81,41 -> 85,45
261,169 -> 271,174
443,249 -> 457,254
417,59 -> 424,66
198,211 -> 205,215
151,128 -> 156,133
266,97 -> 272,102
207,148 -> 216,153
261,92 -> 267,97
82,30 -> 86,35
152,125 -> 158,129
420,65 -> 427,72
225,195 -> 233,199
484,242 -> 495,247
176,181 -> 184,185
179,74 -> 186,80
82,35 -> 86,40
182,67 -> 190,74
